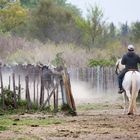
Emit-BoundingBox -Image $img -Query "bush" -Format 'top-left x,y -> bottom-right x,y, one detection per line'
0,88 -> 15,109
88,59 -> 115,67
0,88 -> 28,110
17,100 -> 27,107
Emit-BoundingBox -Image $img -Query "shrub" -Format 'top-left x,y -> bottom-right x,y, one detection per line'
0,88 -> 15,109
88,59 -> 115,67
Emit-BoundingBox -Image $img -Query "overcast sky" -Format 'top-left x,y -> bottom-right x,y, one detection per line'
67,0 -> 140,26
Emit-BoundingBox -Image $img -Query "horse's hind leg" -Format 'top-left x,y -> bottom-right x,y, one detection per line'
122,92 -> 127,114
125,90 -> 134,115
128,90 -> 138,115
133,100 -> 137,113
133,91 -> 138,114
128,96 -> 136,115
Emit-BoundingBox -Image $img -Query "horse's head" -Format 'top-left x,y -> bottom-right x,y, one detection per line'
115,58 -> 125,75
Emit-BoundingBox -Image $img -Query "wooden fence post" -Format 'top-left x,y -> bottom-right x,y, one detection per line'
37,82 -> 39,107
33,77 -> 36,104
0,67 -> 6,109
8,76 -> 11,90
18,75 -> 21,101
62,68 -> 76,114
54,84 -> 58,112
40,75 -> 44,106
40,83 -> 58,109
25,75 -> 32,110
12,73 -> 17,108
60,78 -> 67,105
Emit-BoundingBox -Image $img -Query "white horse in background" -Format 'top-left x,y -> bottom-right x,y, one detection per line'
115,58 -> 125,75
116,58 -> 140,115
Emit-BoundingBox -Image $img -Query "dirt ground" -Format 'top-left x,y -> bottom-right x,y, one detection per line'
0,98 -> 140,140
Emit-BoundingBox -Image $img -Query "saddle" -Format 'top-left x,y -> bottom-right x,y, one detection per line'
128,69 -> 138,71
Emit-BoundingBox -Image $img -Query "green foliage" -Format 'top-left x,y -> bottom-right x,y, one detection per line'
131,21 -> 140,42
109,22 -> 116,38
0,125 -> 7,131
29,0 -> 82,43
75,16 -> 92,48
54,0 -> 66,5
120,22 -> 129,36
0,87 -> 28,110
51,52 -> 65,67
75,5 -> 106,49
61,104 -> 76,116
87,5 -> 105,46
17,100 -> 27,107
88,59 -> 115,67
1,88 -> 15,109
0,1 -> 27,33
65,1 -> 81,16
0,115 -> 62,127
0,0 -> 139,62
0,0 -> 8,9
20,0 -> 39,8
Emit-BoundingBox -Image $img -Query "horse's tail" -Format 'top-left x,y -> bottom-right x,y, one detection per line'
131,72 -> 137,97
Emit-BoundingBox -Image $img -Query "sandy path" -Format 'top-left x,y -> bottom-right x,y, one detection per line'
0,101 -> 140,140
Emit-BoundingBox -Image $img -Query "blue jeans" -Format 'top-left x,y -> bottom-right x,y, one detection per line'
118,69 -> 127,89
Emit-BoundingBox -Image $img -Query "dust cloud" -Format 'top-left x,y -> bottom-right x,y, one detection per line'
71,80 -> 120,105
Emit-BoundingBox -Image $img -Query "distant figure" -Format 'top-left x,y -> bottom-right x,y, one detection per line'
117,44 -> 140,93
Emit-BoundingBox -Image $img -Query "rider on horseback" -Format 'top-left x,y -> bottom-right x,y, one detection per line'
118,44 -> 140,93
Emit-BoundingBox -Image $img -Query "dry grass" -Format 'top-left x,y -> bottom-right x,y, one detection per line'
1,36 -> 140,67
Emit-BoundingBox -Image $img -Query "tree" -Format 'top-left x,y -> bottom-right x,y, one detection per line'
0,1 -> 27,33
109,22 -> 116,38
87,5 -> 105,48
29,0 -> 82,43
83,5 -> 105,49
20,0 -> 39,8
131,21 -> 140,42
120,22 -> 129,36
75,5 -> 106,49
54,0 -> 66,6
119,22 -> 130,47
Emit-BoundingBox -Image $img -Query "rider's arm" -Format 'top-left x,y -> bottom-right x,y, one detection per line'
137,55 -> 140,63
121,55 -> 126,65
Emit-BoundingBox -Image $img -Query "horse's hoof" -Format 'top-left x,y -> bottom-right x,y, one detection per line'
127,112 -> 134,115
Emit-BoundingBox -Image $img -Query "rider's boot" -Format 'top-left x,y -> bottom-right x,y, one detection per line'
118,88 -> 124,94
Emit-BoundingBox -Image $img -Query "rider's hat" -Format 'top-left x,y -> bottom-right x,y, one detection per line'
128,44 -> 135,51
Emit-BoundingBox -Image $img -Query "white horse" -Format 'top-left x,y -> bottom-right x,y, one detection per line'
115,58 -> 125,75
116,58 -> 140,115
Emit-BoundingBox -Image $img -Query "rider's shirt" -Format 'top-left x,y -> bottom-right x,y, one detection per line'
121,51 -> 140,70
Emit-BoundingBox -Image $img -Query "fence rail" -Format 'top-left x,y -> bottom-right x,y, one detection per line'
0,65 -> 76,114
